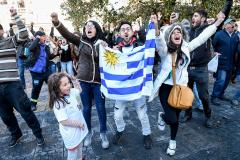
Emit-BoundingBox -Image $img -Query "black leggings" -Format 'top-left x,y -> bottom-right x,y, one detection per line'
159,83 -> 181,140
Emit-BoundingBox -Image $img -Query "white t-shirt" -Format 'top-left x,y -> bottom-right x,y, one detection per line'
53,88 -> 88,149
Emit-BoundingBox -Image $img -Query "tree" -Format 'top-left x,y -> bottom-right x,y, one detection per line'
61,0 -> 239,30
61,0 -> 108,30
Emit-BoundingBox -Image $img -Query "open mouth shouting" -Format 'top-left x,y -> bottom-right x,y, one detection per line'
85,22 -> 96,39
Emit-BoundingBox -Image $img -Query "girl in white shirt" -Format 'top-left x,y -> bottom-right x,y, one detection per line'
48,72 -> 88,160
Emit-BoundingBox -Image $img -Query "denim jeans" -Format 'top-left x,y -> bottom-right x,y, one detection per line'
187,66 -> 211,118
212,69 -> 231,98
233,75 -> 240,100
61,61 -> 73,76
0,81 -> 42,138
114,96 -> 151,135
193,82 -> 203,108
80,81 -> 107,133
49,61 -> 56,74
17,58 -> 26,88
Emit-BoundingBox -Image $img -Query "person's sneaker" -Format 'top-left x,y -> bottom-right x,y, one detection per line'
31,104 -> 37,111
143,135 -> 152,149
84,131 -> 93,147
211,98 -> 221,106
166,140 -> 176,156
195,105 -> 204,112
100,133 -> 109,149
231,99 -> 239,106
36,135 -> 45,146
205,116 -> 220,128
157,112 -> 165,131
112,131 -> 123,145
9,134 -> 23,147
219,95 -> 231,102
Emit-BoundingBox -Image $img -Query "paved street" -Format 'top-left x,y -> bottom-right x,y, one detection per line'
0,71 -> 240,160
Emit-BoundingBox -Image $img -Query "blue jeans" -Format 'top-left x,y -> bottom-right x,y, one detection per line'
212,70 -> 232,98
193,82 -> 203,108
49,61 -> 56,74
61,61 -> 73,76
17,58 -> 26,88
80,81 -> 107,133
233,75 -> 240,100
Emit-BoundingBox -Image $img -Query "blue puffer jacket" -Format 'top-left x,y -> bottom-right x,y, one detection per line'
213,29 -> 239,70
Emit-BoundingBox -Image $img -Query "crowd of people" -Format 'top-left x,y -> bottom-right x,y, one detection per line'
0,0 -> 239,159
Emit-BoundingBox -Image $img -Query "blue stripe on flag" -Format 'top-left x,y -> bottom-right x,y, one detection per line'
101,73 -> 152,95
127,57 -> 155,68
144,57 -> 155,67
149,22 -> 155,30
128,39 -> 155,57
145,39 -> 155,48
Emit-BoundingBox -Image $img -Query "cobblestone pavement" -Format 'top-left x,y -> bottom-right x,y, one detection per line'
0,71 -> 240,160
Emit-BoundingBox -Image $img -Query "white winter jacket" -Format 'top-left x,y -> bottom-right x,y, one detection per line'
149,24 -> 217,101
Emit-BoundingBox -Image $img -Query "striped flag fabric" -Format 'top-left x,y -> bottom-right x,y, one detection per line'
99,22 -> 156,100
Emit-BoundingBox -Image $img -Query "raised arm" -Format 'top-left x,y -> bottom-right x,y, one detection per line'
11,8 -> 28,43
218,0 -> 233,30
150,14 -> 167,58
188,11 -> 225,52
51,12 -> 80,46
29,36 -> 40,52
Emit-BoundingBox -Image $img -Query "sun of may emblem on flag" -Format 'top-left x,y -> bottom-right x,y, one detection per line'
103,50 -> 119,68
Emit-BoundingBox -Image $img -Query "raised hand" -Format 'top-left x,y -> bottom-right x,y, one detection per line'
10,7 -> 17,17
150,14 -> 160,36
214,11 -> 226,27
51,12 -> 59,24
157,12 -> 162,20
150,14 -> 158,24
170,12 -> 179,24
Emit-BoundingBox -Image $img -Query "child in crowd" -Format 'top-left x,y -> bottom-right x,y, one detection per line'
48,72 -> 88,160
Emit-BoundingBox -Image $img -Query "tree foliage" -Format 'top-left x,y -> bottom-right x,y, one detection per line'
61,0 -> 108,30
61,0 -> 240,29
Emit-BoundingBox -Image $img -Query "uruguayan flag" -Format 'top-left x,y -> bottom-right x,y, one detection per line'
99,22 -> 156,100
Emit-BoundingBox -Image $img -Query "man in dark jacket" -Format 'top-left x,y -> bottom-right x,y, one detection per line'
29,31 -> 53,111
211,18 -> 239,105
0,8 -> 44,147
182,0 -> 232,128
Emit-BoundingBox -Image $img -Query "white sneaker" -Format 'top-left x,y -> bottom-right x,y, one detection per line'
166,140 -> 176,156
100,133 -> 109,149
158,112 -> 165,131
84,131 -> 92,147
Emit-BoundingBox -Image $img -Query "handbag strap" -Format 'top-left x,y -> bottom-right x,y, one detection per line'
171,52 -> 177,86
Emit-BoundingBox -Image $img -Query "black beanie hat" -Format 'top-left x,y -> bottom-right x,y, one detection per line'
0,24 -> 3,30
34,31 -> 45,37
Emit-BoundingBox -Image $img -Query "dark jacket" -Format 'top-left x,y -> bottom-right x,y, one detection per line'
28,38 -> 53,69
53,23 -> 101,83
59,45 -> 72,62
189,24 -> 212,66
213,30 -> 239,70
189,0 -> 233,67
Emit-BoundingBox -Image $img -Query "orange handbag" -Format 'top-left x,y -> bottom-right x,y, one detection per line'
167,53 -> 194,109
